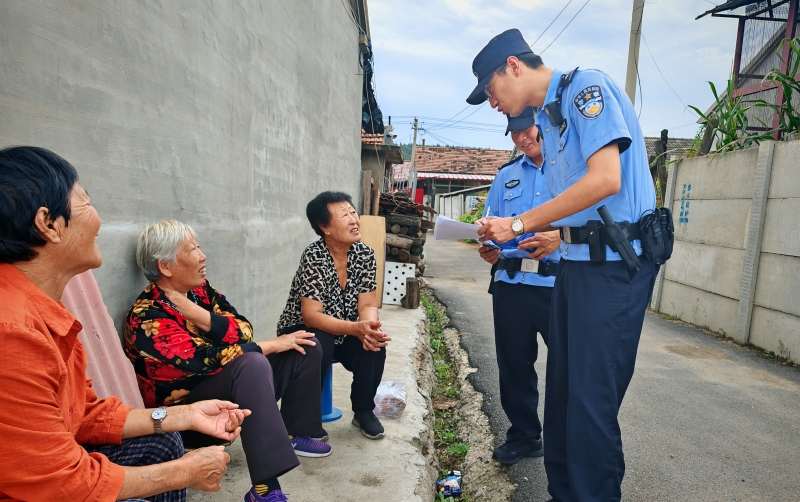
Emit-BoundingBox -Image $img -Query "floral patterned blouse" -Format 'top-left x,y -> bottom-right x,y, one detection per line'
123,281 -> 260,407
277,239 -> 377,344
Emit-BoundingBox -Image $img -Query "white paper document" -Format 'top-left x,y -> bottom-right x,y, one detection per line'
433,215 -> 482,240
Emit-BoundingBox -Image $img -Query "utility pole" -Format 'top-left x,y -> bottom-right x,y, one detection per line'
409,117 -> 419,198
625,0 -> 645,105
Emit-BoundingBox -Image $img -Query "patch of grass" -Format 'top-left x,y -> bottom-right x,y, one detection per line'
423,289 -> 474,492
446,442 -> 470,457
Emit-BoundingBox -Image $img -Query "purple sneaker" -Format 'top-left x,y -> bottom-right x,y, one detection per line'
244,486 -> 289,502
289,435 -> 332,457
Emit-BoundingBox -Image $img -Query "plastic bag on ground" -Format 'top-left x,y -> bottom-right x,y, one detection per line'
373,378 -> 407,418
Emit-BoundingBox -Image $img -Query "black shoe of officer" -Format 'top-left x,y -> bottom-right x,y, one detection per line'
493,437 -> 543,465
352,410 -> 385,439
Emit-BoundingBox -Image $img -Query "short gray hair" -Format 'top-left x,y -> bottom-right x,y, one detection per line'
136,219 -> 196,282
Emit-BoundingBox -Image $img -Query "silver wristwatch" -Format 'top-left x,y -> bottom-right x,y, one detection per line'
152,406 -> 167,435
511,215 -> 524,236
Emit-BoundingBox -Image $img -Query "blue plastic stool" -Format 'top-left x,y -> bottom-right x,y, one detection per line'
321,360 -> 343,422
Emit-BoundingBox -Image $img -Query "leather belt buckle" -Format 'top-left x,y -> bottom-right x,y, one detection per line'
561,227 -> 572,244
520,258 -> 540,274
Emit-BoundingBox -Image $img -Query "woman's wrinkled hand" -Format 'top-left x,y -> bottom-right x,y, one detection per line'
354,320 -> 391,351
517,230 -> 561,260
478,216 -> 515,244
258,331 -> 317,355
182,446 -> 230,492
189,400 -> 250,441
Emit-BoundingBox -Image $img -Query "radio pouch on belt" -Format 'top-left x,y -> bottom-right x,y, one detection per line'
585,220 -> 606,263
639,207 -> 675,264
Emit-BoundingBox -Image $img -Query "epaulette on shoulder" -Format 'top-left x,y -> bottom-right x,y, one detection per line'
497,155 -> 522,172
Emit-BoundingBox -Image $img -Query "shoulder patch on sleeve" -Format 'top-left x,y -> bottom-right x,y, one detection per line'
573,85 -> 604,119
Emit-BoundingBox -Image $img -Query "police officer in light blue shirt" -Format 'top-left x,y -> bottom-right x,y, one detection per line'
475,106 -> 561,465
468,29 -> 662,502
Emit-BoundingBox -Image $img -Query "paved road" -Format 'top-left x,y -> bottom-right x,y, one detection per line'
424,237 -> 800,502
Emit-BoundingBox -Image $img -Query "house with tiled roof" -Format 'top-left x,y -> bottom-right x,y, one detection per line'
391,144 -> 513,198
390,136 -> 694,206
361,127 -> 403,202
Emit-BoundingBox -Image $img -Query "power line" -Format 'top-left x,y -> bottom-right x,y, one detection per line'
641,33 -> 688,110
339,0 -> 367,38
644,121 -> 700,136
425,104 -> 486,130
421,129 -> 468,148
540,0 -> 592,55
428,105 -> 473,130
530,0 -> 575,48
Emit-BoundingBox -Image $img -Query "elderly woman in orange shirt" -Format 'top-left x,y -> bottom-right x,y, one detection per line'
0,147 -> 247,501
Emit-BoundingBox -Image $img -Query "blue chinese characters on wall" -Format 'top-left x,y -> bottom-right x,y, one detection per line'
679,183 -> 691,223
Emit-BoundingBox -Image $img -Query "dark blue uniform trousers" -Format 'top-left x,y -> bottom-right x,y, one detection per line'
544,257 -> 657,502
492,281 -> 551,442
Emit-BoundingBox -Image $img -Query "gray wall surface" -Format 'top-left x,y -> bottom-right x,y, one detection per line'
0,1 -> 364,339
652,141 -> 800,364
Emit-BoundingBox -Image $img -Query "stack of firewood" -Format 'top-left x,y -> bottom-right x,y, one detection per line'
378,191 -> 436,277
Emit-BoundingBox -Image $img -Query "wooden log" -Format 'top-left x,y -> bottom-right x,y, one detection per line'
390,246 -> 399,256
408,254 -> 421,264
410,245 -> 423,256
385,221 -> 392,232
385,233 -> 413,249
370,187 -> 380,216
397,249 -> 410,262
412,235 -> 426,246
399,226 -> 409,235
361,171 -> 372,215
390,224 -> 402,234
420,219 -> 436,231
386,214 -> 422,228
401,278 -> 420,309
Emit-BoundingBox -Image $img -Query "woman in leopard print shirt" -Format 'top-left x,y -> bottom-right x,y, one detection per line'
278,191 -> 391,440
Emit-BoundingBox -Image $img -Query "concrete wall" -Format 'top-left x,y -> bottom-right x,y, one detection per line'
0,1 -> 363,339
652,141 -> 800,363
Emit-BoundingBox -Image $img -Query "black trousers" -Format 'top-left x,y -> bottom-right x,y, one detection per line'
492,281 -> 551,443
544,258 -> 658,502
183,345 -> 324,484
282,324 -> 386,413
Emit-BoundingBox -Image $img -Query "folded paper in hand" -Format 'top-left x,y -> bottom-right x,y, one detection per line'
433,216 -> 482,240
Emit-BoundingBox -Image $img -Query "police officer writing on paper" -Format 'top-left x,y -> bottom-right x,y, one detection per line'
475,107 -> 561,465
466,29 -> 673,502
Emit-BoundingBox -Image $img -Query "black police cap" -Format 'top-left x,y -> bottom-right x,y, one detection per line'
466,29 -> 533,105
505,106 -> 536,136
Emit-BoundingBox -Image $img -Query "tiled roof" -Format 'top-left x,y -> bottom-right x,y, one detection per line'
392,140 -> 691,181
644,137 -> 694,158
361,129 -> 384,145
418,172 -> 495,181
413,146 -> 514,175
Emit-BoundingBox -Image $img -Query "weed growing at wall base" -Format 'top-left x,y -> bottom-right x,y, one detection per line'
422,290 -> 472,502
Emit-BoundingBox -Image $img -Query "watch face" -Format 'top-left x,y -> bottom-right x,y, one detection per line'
152,407 -> 167,420
512,219 -> 523,232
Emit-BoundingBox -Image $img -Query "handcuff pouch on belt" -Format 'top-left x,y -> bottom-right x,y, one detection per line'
585,220 -> 606,263
639,207 -> 675,264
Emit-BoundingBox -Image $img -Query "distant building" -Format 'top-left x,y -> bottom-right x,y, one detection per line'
391,145 -> 512,200
697,0 -> 800,138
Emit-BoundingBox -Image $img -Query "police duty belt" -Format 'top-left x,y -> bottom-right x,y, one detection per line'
496,258 -> 558,279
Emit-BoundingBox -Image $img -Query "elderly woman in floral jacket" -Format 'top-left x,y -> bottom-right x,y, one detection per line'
124,220 -> 330,502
